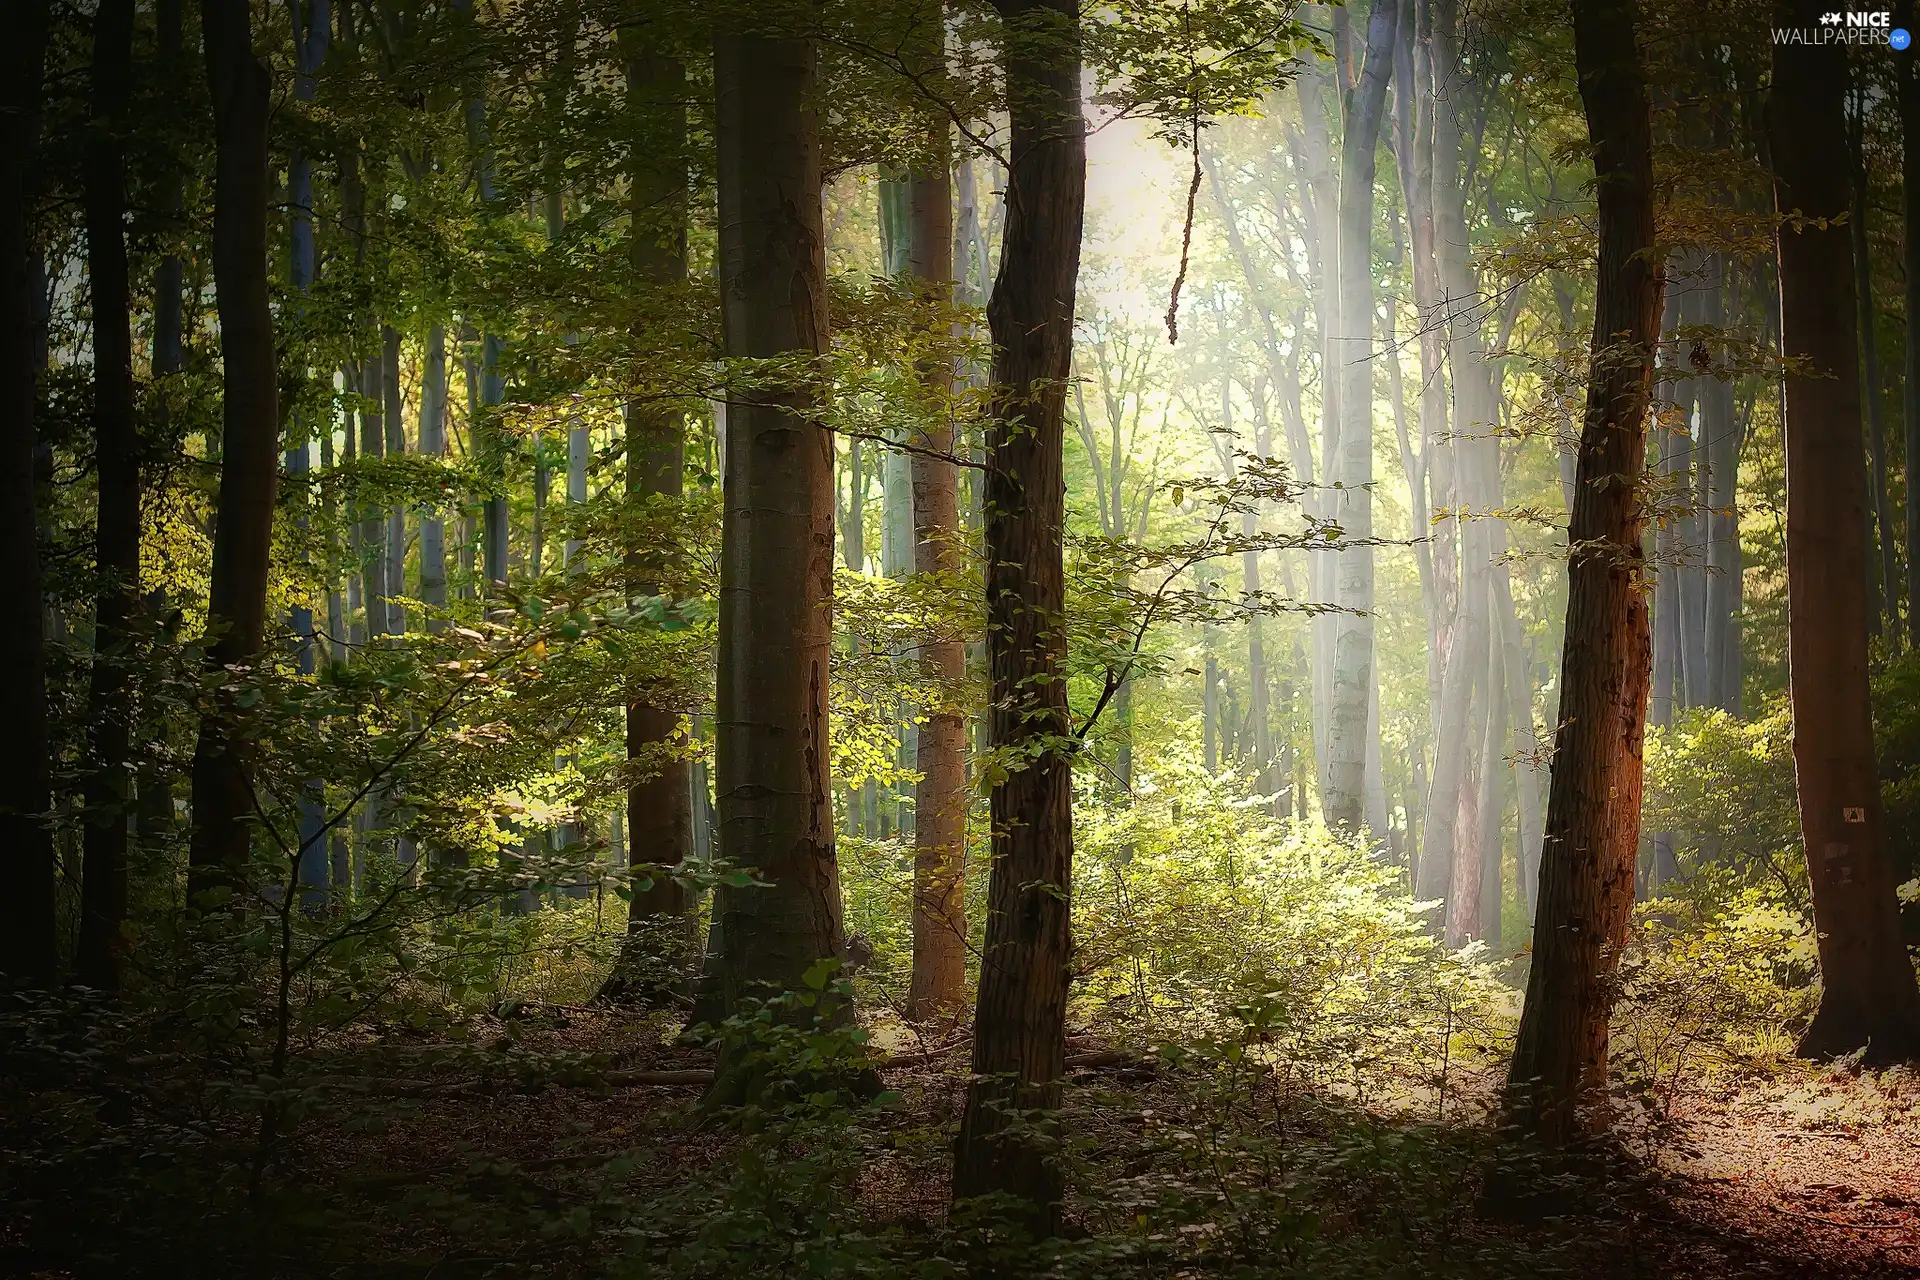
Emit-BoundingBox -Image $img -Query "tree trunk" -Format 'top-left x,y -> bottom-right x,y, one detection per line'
893,98 -> 968,1023
1501,0 -> 1661,1145
1770,6 -> 1920,1063
383,324 -> 407,634
1902,0 -> 1920,653
1849,88 -> 1899,648
360,355 -> 387,636
615,46 -> 693,955
703,31 -> 845,1024
0,0 -> 55,981
1477,596 -> 1505,951
1700,253 -> 1741,712
186,0 -> 283,896
76,0 -> 139,988
420,324 -> 448,623
1326,0 -> 1397,833
951,0 -> 1084,1234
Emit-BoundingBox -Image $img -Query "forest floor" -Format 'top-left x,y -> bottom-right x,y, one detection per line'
10,1001 -> 1920,1277
247,1007 -> 1920,1278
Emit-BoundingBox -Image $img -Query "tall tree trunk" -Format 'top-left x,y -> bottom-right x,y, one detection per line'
614,45 -> 693,971
1770,5 -> 1920,1063
885,63 -> 967,1022
1476,596 -> 1505,951
1903,0 -> 1920,653
420,325 -> 447,623
951,0 -> 1084,1233
1700,254 -> 1741,712
1849,86 -> 1899,648
1501,0 -> 1661,1145
702,31 -> 844,1027
383,324 -> 407,633
187,0 -> 282,895
1326,0 -> 1397,833
0,0 -> 55,981
359,355 -> 387,635
76,0 -> 139,988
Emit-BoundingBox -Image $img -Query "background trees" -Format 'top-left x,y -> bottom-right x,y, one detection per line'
2,0 -> 1919,1262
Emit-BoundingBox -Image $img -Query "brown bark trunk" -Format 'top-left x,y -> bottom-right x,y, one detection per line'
904,103 -> 967,1024
78,0 -> 139,989
0,0 -> 55,981
1502,0 -> 1661,1146
1901,0 -> 1920,653
187,0 -> 282,898
703,32 -> 844,1021
613,47 -> 693,954
1770,6 -> 1920,1063
951,0 -> 1084,1234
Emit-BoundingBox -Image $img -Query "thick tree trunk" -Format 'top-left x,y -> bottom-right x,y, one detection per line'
77,0 -> 139,989
1325,0 -> 1397,833
895,102 -> 968,1023
1501,0 -> 1661,1145
1770,9 -> 1920,1063
186,0 -> 283,896
951,0 -> 1084,1234
1902,0 -> 1920,653
1477,598 -> 1505,951
703,32 -> 845,1023
0,0 -> 56,981
615,46 -> 693,956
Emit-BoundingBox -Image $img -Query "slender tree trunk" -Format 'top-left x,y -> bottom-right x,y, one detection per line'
1477,596 -> 1505,951
887,75 -> 967,1022
1700,254 -> 1741,712
420,325 -> 447,623
1326,0 -> 1398,833
1770,6 -> 1920,1062
383,324 -> 407,633
1849,88 -> 1899,647
0,0 -> 56,981
1501,0 -> 1662,1145
186,0 -> 283,896
952,0 -> 1084,1233
613,47 -> 694,970
76,0 -> 139,988
702,31 -> 845,1028
359,356 -> 388,635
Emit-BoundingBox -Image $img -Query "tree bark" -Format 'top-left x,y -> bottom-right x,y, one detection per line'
1902,0 -> 1920,653
617,45 -> 693,947
383,324 -> 407,634
897,89 -> 968,1024
1849,86 -> 1899,647
420,325 -> 448,622
76,0 -> 139,988
951,0 -> 1084,1234
0,0 -> 55,981
1700,254 -> 1741,712
187,0 -> 283,896
703,31 -> 844,1022
1501,0 -> 1661,1146
1325,0 -> 1398,833
1770,5 -> 1920,1063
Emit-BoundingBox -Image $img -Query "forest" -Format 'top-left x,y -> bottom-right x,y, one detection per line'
3,0 -> 1920,1273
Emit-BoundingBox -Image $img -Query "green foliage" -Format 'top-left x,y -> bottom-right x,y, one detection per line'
1642,698 -> 1805,902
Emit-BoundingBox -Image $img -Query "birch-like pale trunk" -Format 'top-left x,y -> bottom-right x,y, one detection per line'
1325,0 -> 1397,832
